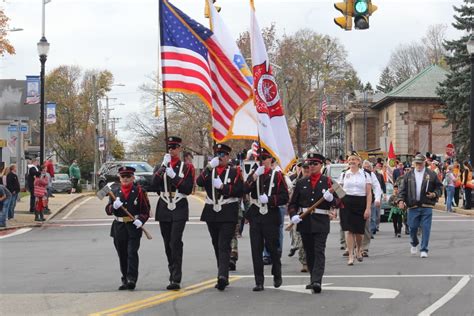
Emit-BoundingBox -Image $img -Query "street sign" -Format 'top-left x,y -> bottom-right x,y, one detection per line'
8,124 -> 28,133
446,143 -> 455,157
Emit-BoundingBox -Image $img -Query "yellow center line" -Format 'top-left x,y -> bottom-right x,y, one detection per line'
90,276 -> 242,316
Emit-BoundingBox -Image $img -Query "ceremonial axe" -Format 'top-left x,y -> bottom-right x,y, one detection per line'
96,185 -> 153,240
285,181 -> 346,231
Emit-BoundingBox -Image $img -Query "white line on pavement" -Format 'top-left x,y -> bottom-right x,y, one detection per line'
62,197 -> 94,219
418,275 -> 471,316
0,228 -> 32,239
233,274 -> 472,278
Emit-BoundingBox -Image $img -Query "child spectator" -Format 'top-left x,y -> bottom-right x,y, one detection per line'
33,166 -> 49,222
388,185 -> 404,238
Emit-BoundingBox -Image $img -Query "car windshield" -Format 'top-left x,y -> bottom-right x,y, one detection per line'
124,163 -> 153,172
328,165 -> 348,180
55,174 -> 69,180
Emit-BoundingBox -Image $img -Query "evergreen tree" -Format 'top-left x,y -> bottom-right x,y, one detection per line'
376,66 -> 396,93
363,82 -> 374,92
437,0 -> 474,160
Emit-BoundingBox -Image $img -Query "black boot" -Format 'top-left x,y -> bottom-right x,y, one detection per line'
39,212 -> 45,222
34,211 -> 41,221
118,277 -> 128,290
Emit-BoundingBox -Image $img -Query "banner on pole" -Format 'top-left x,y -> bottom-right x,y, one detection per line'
25,76 -> 41,105
98,136 -> 105,151
46,102 -> 56,124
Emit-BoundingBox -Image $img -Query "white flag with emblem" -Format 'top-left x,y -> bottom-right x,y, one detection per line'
250,0 -> 296,172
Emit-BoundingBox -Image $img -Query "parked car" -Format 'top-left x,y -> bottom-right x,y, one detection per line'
52,173 -> 72,193
323,163 -> 348,182
380,182 -> 394,222
98,161 -> 156,192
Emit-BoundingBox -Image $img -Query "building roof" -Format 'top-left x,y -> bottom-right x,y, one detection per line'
371,65 -> 449,109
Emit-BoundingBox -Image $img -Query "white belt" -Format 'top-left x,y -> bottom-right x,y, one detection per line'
114,215 -> 136,223
160,192 -> 187,210
299,208 -> 330,215
250,198 -> 268,215
205,196 -> 239,212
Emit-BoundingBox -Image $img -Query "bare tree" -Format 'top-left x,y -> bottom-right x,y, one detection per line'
422,24 -> 448,66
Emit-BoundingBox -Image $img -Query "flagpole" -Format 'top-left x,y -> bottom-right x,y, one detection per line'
323,120 -> 326,157
158,0 -> 169,147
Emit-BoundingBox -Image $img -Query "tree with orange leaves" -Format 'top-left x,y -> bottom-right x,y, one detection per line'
0,8 -> 15,56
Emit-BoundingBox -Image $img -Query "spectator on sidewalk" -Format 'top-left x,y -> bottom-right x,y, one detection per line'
453,161 -> 462,207
444,165 -> 456,213
33,166 -> 49,222
6,164 -> 20,220
462,161 -> 472,210
27,158 -> 41,213
45,158 -> 55,197
69,160 -> 81,193
397,154 -> 442,258
0,184 -> 12,227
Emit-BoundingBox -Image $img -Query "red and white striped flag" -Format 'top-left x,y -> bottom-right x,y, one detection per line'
320,96 -> 328,125
159,0 -> 252,141
251,141 -> 259,157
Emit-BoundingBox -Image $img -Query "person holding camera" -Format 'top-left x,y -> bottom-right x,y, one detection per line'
397,154 -> 443,258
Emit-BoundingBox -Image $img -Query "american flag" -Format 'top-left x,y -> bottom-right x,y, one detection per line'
251,141 -> 259,157
320,96 -> 328,125
159,0 -> 252,141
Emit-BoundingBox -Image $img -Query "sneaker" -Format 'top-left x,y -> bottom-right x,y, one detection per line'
420,251 -> 428,258
410,246 -> 418,255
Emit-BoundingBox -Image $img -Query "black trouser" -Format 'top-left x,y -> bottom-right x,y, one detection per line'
392,213 -> 403,235
206,222 -> 236,280
249,221 -> 281,285
454,187 -> 460,206
159,221 -> 186,283
464,188 -> 472,209
301,232 -> 328,285
113,237 -> 141,283
29,188 -> 35,212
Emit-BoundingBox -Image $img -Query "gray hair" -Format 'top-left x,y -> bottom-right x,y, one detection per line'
362,160 -> 373,168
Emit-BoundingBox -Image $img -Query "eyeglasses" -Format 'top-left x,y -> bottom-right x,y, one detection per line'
120,174 -> 132,179
216,152 -> 228,157
168,145 -> 179,150
307,161 -> 320,166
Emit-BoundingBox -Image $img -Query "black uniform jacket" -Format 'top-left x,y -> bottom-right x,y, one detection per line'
288,174 -> 333,234
244,170 -> 289,225
152,160 -> 194,222
105,183 -> 151,240
196,165 -> 244,223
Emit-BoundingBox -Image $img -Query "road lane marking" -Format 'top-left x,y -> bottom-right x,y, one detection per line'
90,276 -> 242,316
275,284 -> 399,299
234,274 -> 472,278
418,275 -> 472,316
62,197 -> 94,219
0,228 -> 32,239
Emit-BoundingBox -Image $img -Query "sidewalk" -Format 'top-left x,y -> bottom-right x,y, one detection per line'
434,196 -> 474,216
1,192 -> 94,231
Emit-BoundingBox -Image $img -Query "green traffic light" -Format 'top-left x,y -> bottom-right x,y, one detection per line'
354,0 -> 368,14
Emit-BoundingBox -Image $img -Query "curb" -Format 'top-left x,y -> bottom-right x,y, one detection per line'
434,203 -> 474,216
0,192 -> 96,232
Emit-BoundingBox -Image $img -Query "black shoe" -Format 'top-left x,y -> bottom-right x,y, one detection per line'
166,282 -> 181,290
229,259 -> 236,271
288,248 -> 297,257
362,251 -> 369,258
253,284 -> 264,291
216,277 -> 228,291
127,281 -> 136,290
342,250 -> 349,257
273,277 -> 282,288
311,283 -> 322,294
262,257 -> 272,265
118,284 -> 128,290
339,246 -> 345,250
397,234 -> 401,238
305,284 -> 312,290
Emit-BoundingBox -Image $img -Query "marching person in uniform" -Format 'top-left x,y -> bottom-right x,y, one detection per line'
197,143 -> 244,291
105,166 -> 150,290
244,148 -> 289,291
152,136 -> 194,290
288,153 -> 336,294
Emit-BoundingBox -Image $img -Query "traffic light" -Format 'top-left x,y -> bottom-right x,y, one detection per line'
353,0 -> 377,30
204,0 -> 221,18
334,0 -> 353,31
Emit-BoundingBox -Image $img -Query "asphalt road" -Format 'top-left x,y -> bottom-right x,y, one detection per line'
0,193 -> 473,316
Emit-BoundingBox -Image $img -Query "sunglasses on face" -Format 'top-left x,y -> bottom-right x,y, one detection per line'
168,145 -> 179,150
120,174 -> 132,179
308,161 -> 320,166
215,152 -> 228,158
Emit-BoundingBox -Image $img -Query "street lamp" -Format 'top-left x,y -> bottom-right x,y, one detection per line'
37,36 -> 50,165
467,34 -> 474,163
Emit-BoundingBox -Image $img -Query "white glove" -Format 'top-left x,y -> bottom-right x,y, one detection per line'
166,167 -> 176,179
259,194 -> 269,204
254,166 -> 265,177
212,177 -> 223,189
162,153 -> 171,166
133,219 -> 143,229
209,157 -> 220,168
291,215 -> 302,224
323,190 -> 334,202
113,197 -> 123,209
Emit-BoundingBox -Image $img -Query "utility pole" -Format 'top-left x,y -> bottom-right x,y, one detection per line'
363,91 -> 368,151
92,75 -> 99,190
